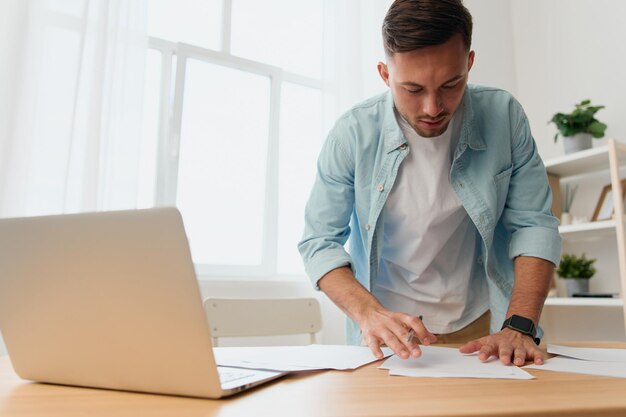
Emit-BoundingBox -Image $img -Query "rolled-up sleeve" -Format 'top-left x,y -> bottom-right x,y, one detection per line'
298,133 -> 357,289
502,112 -> 561,266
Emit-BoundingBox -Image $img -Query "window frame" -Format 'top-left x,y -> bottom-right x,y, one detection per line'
147,1 -> 321,279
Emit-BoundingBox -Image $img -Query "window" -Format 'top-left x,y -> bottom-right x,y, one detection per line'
176,59 -> 270,266
146,1 -> 323,279
148,0 -> 222,50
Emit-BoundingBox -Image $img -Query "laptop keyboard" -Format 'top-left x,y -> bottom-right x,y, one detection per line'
218,367 -> 258,384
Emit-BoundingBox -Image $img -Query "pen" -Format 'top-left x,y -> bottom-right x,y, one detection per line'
405,315 -> 423,342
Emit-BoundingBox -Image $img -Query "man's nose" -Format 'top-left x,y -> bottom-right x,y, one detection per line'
423,93 -> 443,118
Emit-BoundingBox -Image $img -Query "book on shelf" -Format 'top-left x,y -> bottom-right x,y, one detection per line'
571,293 -> 619,298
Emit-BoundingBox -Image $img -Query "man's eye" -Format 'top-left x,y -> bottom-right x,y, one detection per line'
407,89 -> 422,94
443,83 -> 460,89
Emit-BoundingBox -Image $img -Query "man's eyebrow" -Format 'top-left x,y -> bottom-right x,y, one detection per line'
399,81 -> 423,87
399,75 -> 464,88
442,75 -> 464,85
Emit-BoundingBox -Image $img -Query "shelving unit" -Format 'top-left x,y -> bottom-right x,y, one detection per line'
544,145 -> 615,177
544,297 -> 623,307
544,138 -> 626,337
559,219 -> 617,240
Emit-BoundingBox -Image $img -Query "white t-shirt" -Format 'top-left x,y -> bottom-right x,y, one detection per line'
372,108 -> 488,334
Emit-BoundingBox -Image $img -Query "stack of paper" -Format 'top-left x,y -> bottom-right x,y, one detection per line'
524,344 -> 626,378
213,344 -> 393,372
380,346 -> 534,380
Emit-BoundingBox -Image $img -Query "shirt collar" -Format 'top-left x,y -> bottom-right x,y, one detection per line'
382,91 -> 408,153
459,86 -> 487,151
382,85 -> 487,153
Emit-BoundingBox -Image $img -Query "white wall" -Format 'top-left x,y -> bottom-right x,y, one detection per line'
510,0 -> 626,160
465,0 -> 518,95
469,0 -> 626,160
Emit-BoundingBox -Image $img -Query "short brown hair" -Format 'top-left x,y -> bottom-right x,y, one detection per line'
382,0 -> 473,56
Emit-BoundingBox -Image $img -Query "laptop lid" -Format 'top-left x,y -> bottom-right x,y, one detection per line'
0,207 -> 278,398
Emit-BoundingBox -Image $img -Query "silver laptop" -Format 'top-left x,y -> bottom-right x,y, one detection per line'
0,207 -> 285,398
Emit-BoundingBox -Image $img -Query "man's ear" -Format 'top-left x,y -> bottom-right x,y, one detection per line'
377,61 -> 390,86
467,50 -> 475,72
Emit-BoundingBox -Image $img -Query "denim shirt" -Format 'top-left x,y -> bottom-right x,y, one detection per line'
298,85 -> 561,345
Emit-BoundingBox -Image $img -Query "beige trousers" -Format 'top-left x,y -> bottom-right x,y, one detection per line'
431,310 -> 491,345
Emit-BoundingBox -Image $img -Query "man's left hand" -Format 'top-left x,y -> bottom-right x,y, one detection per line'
458,328 -> 545,366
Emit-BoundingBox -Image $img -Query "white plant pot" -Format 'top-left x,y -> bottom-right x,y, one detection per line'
563,133 -> 592,154
565,279 -> 589,297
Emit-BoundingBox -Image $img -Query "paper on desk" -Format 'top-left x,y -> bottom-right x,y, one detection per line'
380,346 -> 534,380
213,344 -> 393,372
547,344 -> 626,363
525,356 -> 626,379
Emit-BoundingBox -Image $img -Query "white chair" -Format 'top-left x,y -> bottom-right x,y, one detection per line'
203,297 -> 322,347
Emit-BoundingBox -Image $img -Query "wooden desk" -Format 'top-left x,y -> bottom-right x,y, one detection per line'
2,343 -> 626,417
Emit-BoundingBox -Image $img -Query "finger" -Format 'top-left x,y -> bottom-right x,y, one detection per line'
386,318 -> 422,358
402,330 -> 423,358
478,343 -> 497,362
513,348 -> 527,366
408,344 -> 422,358
380,330 -> 410,360
529,345 -> 546,365
459,339 -> 483,354
404,316 -> 437,346
386,319 -> 414,345
365,335 -> 384,360
498,347 -> 514,365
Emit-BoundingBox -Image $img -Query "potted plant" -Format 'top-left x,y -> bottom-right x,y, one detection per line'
549,99 -> 607,154
556,252 -> 596,297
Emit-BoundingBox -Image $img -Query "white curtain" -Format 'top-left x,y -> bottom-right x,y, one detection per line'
0,0 -> 148,218
321,0 -> 392,135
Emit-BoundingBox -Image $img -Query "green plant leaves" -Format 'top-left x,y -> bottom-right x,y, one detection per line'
556,253 -> 597,279
589,121 -> 608,138
549,100 -> 607,142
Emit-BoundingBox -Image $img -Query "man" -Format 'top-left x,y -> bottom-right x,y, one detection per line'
298,0 -> 560,366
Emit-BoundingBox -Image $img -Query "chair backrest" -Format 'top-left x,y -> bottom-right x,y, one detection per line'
203,298 -> 322,347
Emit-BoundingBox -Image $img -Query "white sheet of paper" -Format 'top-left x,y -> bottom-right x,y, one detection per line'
213,345 -> 393,371
525,356 -> 626,379
379,346 -> 534,380
547,344 -> 626,363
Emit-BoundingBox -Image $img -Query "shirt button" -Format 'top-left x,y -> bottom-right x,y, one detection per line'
399,144 -> 408,150
365,224 -> 371,231
377,184 -> 384,192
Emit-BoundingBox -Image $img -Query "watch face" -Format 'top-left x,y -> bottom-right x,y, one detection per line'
509,315 -> 533,333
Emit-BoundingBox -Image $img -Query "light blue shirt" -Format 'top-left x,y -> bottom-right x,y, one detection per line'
298,85 -> 561,345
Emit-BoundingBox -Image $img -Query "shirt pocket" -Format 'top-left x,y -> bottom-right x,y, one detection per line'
493,164 -> 513,217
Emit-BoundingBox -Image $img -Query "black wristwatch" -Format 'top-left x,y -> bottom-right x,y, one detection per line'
501,314 -> 540,345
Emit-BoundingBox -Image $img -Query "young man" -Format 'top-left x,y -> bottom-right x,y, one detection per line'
299,0 -> 560,366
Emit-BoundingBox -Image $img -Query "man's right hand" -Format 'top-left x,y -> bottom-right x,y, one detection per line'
317,266 -> 437,360
357,306 -> 437,359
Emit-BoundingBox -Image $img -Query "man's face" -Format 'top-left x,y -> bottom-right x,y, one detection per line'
378,34 -> 475,138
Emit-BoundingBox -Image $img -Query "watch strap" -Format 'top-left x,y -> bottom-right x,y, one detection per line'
501,314 -> 540,345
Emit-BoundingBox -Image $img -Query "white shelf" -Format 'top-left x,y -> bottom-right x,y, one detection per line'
545,145 -> 611,177
544,297 -> 623,307
543,139 -> 626,340
559,219 -> 617,240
